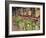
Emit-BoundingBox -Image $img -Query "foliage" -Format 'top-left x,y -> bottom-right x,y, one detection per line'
15,16 -> 40,31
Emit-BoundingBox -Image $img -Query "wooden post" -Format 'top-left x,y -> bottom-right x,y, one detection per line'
27,8 -> 32,16
23,8 -> 27,16
35,8 -> 40,17
32,8 -> 35,17
20,8 -> 23,16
